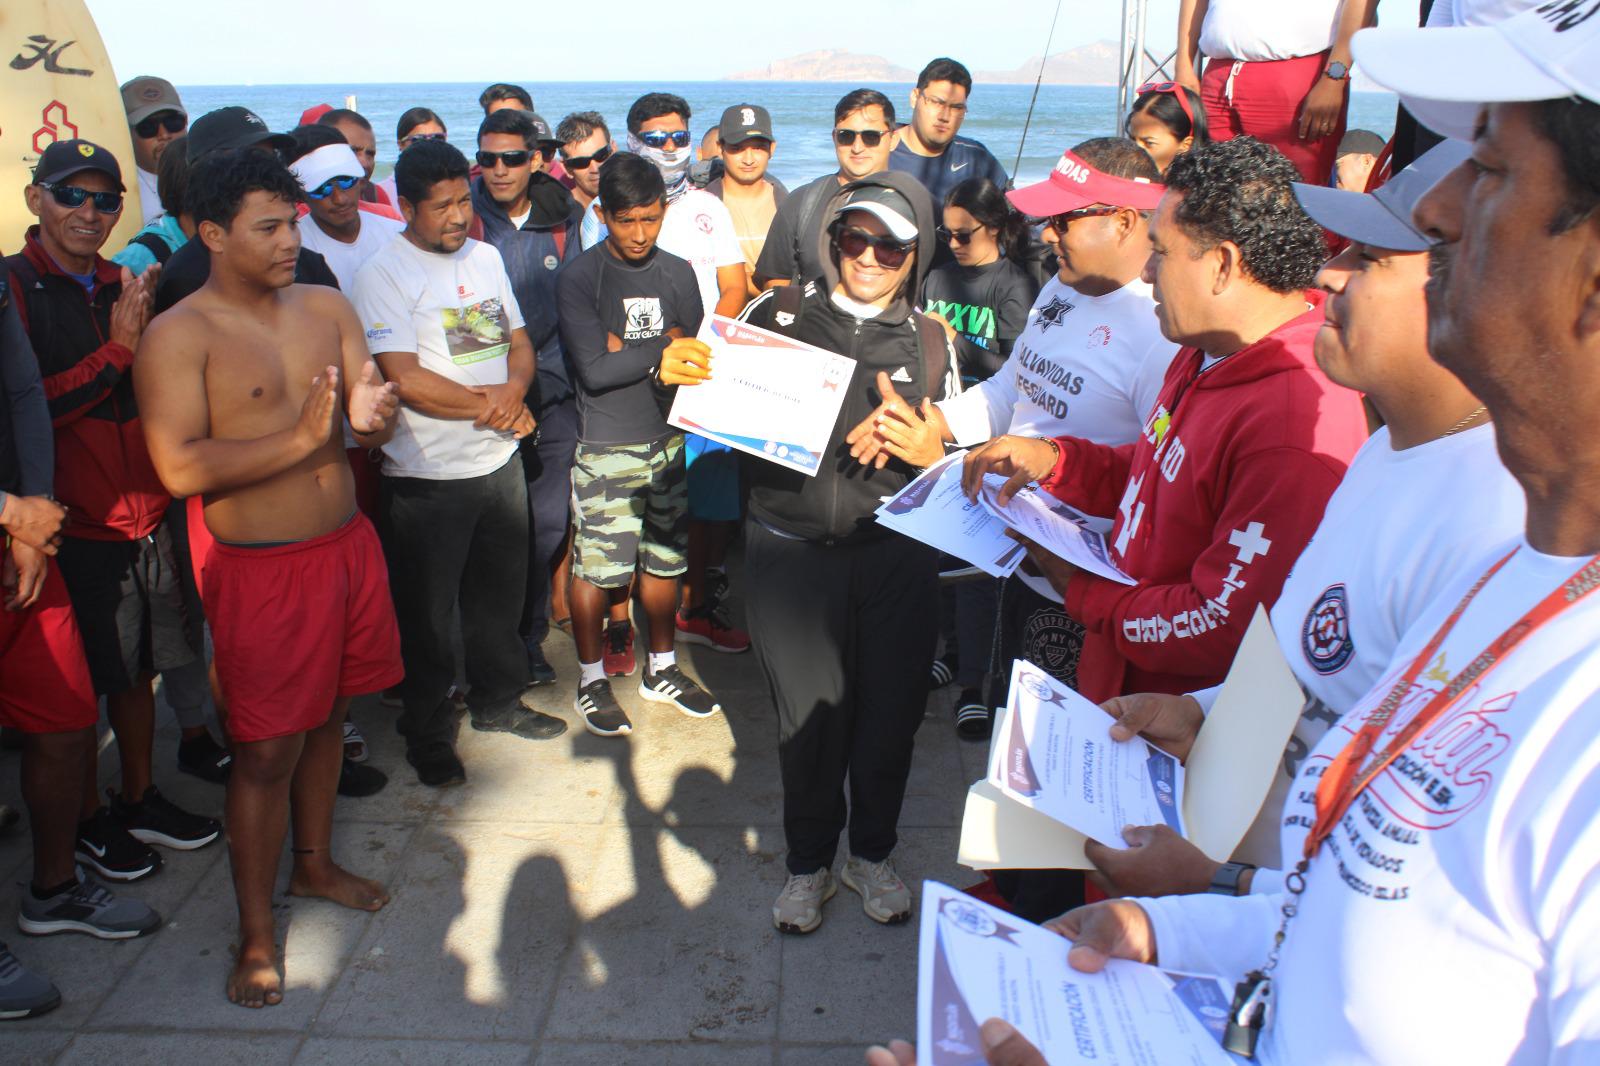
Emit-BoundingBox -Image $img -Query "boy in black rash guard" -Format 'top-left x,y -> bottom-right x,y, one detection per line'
555,152 -> 723,738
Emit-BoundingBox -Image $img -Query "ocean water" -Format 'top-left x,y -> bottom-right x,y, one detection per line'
176,81 -> 1401,187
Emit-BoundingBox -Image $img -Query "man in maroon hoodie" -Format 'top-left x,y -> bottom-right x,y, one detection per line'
6,140 -> 220,884
967,136 -> 1367,705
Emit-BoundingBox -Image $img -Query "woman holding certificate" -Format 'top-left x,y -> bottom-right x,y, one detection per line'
660,172 -> 958,936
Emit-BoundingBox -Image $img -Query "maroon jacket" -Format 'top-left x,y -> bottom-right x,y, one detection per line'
6,228 -> 168,541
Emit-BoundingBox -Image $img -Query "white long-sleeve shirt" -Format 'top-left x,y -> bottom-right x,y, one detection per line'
1141,539 -> 1600,1064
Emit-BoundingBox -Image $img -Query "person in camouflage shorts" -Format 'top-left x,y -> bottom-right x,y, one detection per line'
570,435 -> 688,589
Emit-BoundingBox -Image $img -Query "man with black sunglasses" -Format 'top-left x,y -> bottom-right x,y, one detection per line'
557,112 -> 615,251
754,88 -> 895,290
470,107 -> 584,688
6,139 -> 224,883
121,76 -> 188,225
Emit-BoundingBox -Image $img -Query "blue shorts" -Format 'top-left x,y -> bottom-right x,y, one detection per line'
684,433 -> 742,522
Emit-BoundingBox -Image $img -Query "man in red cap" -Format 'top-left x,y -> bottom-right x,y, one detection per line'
847,138 -> 1179,741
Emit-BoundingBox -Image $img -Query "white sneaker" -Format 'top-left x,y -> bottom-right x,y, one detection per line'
772,868 -> 837,934
840,854 -> 912,924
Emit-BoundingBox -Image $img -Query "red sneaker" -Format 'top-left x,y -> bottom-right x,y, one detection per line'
675,605 -> 751,654
602,621 -> 637,676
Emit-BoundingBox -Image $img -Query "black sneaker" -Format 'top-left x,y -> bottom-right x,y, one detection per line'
338,758 -> 389,797
954,688 -> 994,741
471,702 -> 568,740
639,664 -> 721,718
177,733 -> 232,784
525,643 -> 558,687
17,872 -> 161,940
110,786 -> 220,851
575,680 -> 632,737
76,806 -> 161,882
405,741 -> 466,788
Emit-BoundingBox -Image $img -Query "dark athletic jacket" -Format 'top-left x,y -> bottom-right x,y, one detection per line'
470,171 -> 582,411
739,170 -> 958,545
5,229 -> 168,541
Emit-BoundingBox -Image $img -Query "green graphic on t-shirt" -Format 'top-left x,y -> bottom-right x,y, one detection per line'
926,299 -> 996,343
442,298 -> 510,365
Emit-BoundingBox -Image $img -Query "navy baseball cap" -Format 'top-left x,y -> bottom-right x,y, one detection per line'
187,106 -> 294,161
33,139 -> 125,189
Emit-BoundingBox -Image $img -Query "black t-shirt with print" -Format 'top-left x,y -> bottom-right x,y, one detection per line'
556,243 -> 704,445
921,256 -> 1039,385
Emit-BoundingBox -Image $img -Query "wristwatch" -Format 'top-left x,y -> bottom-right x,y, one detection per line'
1324,59 -> 1351,81
1208,861 -> 1256,896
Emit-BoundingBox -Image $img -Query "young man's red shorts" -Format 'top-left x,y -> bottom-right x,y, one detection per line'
201,512 -> 402,743
0,557 -> 98,734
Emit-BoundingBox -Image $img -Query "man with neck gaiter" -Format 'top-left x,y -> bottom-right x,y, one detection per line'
624,93 -> 752,659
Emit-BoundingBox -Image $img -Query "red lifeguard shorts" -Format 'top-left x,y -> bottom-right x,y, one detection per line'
201,513 -> 403,743
0,556 -> 98,734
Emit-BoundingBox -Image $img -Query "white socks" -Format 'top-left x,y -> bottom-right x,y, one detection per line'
579,659 -> 606,688
648,650 -> 676,675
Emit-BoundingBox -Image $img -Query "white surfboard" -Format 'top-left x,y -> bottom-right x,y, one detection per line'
0,0 -> 142,255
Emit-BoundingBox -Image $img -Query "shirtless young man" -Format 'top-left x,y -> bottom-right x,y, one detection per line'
134,149 -> 404,1008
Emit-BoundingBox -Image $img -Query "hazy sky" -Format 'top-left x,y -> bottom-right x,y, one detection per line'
87,0 -> 1419,85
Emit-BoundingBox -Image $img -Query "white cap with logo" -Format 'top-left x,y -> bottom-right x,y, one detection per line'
1353,3 -> 1600,140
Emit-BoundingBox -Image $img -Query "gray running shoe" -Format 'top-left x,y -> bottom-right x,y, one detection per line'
840,854 -> 912,925
0,941 -> 60,1020
773,868 -> 837,935
17,873 -> 162,940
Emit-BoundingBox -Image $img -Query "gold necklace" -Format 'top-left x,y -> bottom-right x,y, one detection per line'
1440,405 -> 1489,437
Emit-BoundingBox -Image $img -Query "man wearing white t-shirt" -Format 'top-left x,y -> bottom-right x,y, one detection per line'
352,140 -> 566,789
1029,14 -> 1600,1065
289,133 -> 404,292
625,93 -> 752,654
848,139 -> 1178,740
1175,0 -> 1379,184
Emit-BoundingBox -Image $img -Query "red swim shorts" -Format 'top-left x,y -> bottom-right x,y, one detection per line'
202,513 -> 403,743
0,556 -> 98,734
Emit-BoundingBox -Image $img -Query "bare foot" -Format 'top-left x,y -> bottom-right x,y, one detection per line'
227,938 -> 283,1008
288,860 -> 390,912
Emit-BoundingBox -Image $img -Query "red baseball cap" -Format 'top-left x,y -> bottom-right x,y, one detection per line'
1007,149 -> 1165,217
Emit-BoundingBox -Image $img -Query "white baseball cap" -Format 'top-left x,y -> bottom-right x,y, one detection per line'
290,143 -> 364,196
1292,140 -> 1472,252
1353,5 -> 1600,140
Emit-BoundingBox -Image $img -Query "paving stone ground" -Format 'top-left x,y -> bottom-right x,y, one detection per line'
0,580 -> 991,1065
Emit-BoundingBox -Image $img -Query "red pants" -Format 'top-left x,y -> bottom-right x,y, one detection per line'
0,557 -> 98,733
1201,51 -> 1346,186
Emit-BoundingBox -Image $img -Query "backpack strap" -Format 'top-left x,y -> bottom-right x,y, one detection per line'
789,180 -> 835,284
131,231 -> 173,266
910,312 -> 955,401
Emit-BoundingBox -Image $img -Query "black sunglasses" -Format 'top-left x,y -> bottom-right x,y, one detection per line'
638,129 -> 691,149
39,181 -> 123,214
476,149 -> 532,169
133,111 -> 186,139
937,226 -> 977,246
834,128 -> 885,148
562,143 -> 613,170
834,226 -> 915,269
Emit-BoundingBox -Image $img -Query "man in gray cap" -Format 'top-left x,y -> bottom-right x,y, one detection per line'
120,75 -> 187,225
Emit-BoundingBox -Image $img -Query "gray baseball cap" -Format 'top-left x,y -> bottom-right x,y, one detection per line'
1291,140 -> 1471,253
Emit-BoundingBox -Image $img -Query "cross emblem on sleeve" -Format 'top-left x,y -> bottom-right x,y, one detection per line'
1228,522 -> 1272,564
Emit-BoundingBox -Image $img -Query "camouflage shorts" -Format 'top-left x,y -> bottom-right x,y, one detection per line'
571,434 -> 688,588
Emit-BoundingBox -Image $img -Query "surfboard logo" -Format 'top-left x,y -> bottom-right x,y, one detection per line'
32,100 -> 78,155
10,35 -> 93,77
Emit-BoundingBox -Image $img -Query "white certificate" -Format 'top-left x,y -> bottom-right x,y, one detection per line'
977,476 -> 1134,585
875,452 -> 1029,577
988,659 -> 1185,847
667,314 -> 856,477
918,881 -> 1244,1066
